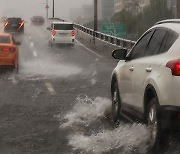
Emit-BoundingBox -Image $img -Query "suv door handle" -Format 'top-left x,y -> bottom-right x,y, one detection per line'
145,67 -> 152,72
129,66 -> 134,72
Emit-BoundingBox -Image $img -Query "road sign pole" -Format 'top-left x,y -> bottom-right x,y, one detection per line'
47,8 -> 48,19
94,0 -> 98,31
45,0 -> 49,19
93,0 -> 98,44
177,0 -> 180,18
52,0 -> 54,17
40,1 -> 49,19
47,0 -> 48,19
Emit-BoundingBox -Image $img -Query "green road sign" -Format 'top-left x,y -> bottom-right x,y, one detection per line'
101,22 -> 126,38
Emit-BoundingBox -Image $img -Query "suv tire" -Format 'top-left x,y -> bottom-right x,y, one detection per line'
112,82 -> 122,124
147,98 -> 161,150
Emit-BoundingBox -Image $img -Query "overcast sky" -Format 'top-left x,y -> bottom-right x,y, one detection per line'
0,0 -> 92,21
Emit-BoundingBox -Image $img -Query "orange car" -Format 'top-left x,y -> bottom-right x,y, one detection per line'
0,33 -> 21,70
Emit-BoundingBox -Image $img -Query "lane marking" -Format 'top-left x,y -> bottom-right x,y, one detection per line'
33,51 -> 37,57
45,82 -> 56,95
75,39 -> 104,58
30,42 -> 34,47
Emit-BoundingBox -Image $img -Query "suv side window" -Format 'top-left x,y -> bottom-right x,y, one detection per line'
145,29 -> 167,56
159,31 -> 178,54
129,30 -> 154,60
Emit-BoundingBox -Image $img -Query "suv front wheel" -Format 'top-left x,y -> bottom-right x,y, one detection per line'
147,98 -> 161,150
112,82 -> 122,124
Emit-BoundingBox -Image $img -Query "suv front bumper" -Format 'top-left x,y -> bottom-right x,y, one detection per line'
52,36 -> 75,44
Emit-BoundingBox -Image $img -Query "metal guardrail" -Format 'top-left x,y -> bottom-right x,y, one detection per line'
74,24 -> 136,49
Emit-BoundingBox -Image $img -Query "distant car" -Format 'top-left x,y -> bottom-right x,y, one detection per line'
46,17 -> 65,27
47,17 -> 65,23
47,21 -> 75,46
0,33 -> 21,71
31,16 -> 45,25
4,17 -> 24,34
111,19 -> 180,150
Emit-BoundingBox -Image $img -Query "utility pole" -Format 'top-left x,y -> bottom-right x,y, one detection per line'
94,0 -> 98,31
45,0 -> 49,19
40,0 -> 49,19
53,0 -> 55,17
177,0 -> 180,18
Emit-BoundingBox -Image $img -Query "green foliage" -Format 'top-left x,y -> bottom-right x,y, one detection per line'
111,0 -> 174,39
83,21 -> 102,31
138,0 -> 174,35
112,9 -> 136,34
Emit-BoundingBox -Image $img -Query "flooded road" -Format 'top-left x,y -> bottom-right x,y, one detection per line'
0,23 -> 179,154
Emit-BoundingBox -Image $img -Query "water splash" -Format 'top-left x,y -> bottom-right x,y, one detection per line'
60,95 -> 149,153
60,95 -> 111,128
20,60 -> 82,78
91,78 -> 97,85
68,124 -> 149,154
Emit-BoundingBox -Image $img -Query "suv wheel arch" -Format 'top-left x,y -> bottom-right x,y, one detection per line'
111,74 -> 117,95
144,85 -> 159,121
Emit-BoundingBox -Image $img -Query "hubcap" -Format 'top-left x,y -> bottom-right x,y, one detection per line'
148,106 -> 158,146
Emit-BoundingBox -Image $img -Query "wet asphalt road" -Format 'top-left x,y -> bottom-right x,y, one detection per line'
0,23 -> 117,153
0,23 -> 180,154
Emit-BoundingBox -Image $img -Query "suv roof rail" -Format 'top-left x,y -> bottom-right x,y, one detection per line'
155,19 -> 180,25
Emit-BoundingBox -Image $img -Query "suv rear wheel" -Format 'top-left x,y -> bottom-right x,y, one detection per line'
112,82 -> 121,124
147,98 -> 161,150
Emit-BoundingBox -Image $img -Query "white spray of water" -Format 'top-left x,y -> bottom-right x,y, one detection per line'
91,78 -> 97,85
60,95 -> 149,153
60,95 -> 111,128
16,25 -> 83,79
17,74 -> 47,81
20,59 -> 82,78
68,124 -> 149,154
8,75 -> 18,84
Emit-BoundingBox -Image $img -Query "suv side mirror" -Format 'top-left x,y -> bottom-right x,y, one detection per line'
112,48 -> 127,60
16,41 -> 21,45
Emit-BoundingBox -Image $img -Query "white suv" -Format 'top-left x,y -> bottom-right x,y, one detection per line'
111,19 -> 180,150
47,21 -> 75,46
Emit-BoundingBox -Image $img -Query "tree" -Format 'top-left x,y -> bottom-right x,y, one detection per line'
137,0 -> 174,35
111,0 -> 174,39
111,9 -> 136,34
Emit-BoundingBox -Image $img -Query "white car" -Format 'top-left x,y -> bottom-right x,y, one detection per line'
47,21 -> 75,46
111,19 -> 180,150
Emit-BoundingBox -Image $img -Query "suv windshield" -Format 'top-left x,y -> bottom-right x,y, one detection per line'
53,24 -> 73,30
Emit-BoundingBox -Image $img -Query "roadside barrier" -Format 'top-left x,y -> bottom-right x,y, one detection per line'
74,24 -> 136,50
